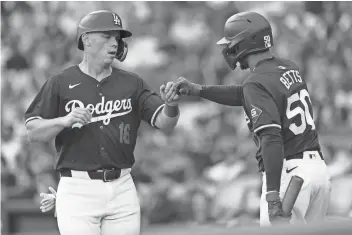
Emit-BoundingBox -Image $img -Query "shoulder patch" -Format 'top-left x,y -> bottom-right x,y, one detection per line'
250,105 -> 262,123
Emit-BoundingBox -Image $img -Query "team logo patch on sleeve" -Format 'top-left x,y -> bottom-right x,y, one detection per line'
250,105 -> 262,123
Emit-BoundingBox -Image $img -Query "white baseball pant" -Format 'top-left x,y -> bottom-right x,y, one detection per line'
56,169 -> 140,235
260,150 -> 331,226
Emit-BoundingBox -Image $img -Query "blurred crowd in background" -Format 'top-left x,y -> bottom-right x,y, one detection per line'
2,1 -> 352,228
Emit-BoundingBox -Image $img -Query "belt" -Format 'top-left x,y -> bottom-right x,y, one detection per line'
60,168 -> 131,182
286,150 -> 324,161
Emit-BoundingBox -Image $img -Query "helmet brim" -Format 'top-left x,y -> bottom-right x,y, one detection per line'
120,29 -> 132,38
91,28 -> 132,38
216,37 -> 231,45
77,28 -> 132,50
77,26 -> 132,37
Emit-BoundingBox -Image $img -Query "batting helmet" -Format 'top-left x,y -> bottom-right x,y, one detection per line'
76,10 -> 132,62
217,12 -> 273,70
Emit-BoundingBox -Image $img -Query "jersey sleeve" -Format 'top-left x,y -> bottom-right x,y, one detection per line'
243,82 -> 281,133
200,85 -> 243,106
135,77 -> 164,127
24,77 -> 60,125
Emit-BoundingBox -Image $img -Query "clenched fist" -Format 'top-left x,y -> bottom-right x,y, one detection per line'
267,191 -> 291,225
60,107 -> 92,129
174,77 -> 202,96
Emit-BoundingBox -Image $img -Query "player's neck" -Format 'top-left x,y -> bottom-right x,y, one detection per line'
247,51 -> 274,72
79,54 -> 112,81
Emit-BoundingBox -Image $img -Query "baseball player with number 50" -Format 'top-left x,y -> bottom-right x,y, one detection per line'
175,12 -> 332,226
25,10 -> 180,235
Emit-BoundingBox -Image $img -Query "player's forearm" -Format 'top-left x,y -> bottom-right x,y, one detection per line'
154,104 -> 180,133
259,127 -> 284,192
26,118 -> 66,142
200,85 -> 243,106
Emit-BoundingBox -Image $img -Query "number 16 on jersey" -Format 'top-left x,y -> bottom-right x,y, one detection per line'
119,122 -> 130,144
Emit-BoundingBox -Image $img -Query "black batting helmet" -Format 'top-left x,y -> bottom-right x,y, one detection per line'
76,10 -> 132,61
217,12 -> 273,70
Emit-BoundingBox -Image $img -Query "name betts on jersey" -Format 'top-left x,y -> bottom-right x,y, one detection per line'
65,96 -> 132,125
279,69 -> 302,90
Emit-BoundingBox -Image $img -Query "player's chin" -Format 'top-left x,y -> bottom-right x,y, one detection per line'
103,56 -> 115,65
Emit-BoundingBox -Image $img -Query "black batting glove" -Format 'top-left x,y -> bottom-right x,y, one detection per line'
174,77 -> 202,96
266,191 -> 292,225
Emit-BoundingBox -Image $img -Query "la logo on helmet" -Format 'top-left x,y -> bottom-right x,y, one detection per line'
112,13 -> 121,26
264,35 -> 271,48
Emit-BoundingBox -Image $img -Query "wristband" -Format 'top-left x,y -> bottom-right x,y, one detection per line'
266,191 -> 280,202
164,103 -> 179,117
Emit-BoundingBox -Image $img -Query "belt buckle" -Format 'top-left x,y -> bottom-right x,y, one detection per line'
103,169 -> 115,182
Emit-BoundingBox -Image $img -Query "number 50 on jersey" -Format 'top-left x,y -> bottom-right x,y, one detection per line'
286,88 -> 316,135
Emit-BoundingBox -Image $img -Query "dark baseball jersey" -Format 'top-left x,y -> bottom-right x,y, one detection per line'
25,65 -> 164,171
242,57 -> 320,171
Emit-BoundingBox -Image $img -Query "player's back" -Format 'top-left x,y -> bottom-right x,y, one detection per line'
251,57 -> 320,159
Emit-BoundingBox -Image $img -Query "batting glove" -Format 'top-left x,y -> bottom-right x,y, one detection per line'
175,77 -> 202,96
266,191 -> 291,224
40,187 -> 56,214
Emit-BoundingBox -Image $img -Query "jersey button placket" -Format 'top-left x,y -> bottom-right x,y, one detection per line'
97,83 -> 105,155
97,83 -> 103,96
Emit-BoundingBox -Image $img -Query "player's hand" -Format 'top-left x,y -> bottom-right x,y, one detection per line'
160,81 -> 179,106
174,77 -> 202,96
61,107 -> 92,128
40,187 -> 56,213
267,191 -> 292,225
268,200 -> 291,224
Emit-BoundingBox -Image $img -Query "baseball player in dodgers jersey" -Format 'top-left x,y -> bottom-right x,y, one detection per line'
26,10 -> 180,235
175,12 -> 332,225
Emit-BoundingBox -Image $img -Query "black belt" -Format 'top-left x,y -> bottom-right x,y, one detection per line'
60,168 -> 122,182
286,150 -> 324,161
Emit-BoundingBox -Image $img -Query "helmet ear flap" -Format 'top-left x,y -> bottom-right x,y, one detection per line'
228,43 -> 240,55
78,33 -> 90,50
116,39 -> 128,62
222,44 -> 239,70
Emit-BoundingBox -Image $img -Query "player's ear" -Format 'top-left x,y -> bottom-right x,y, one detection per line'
81,33 -> 91,49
